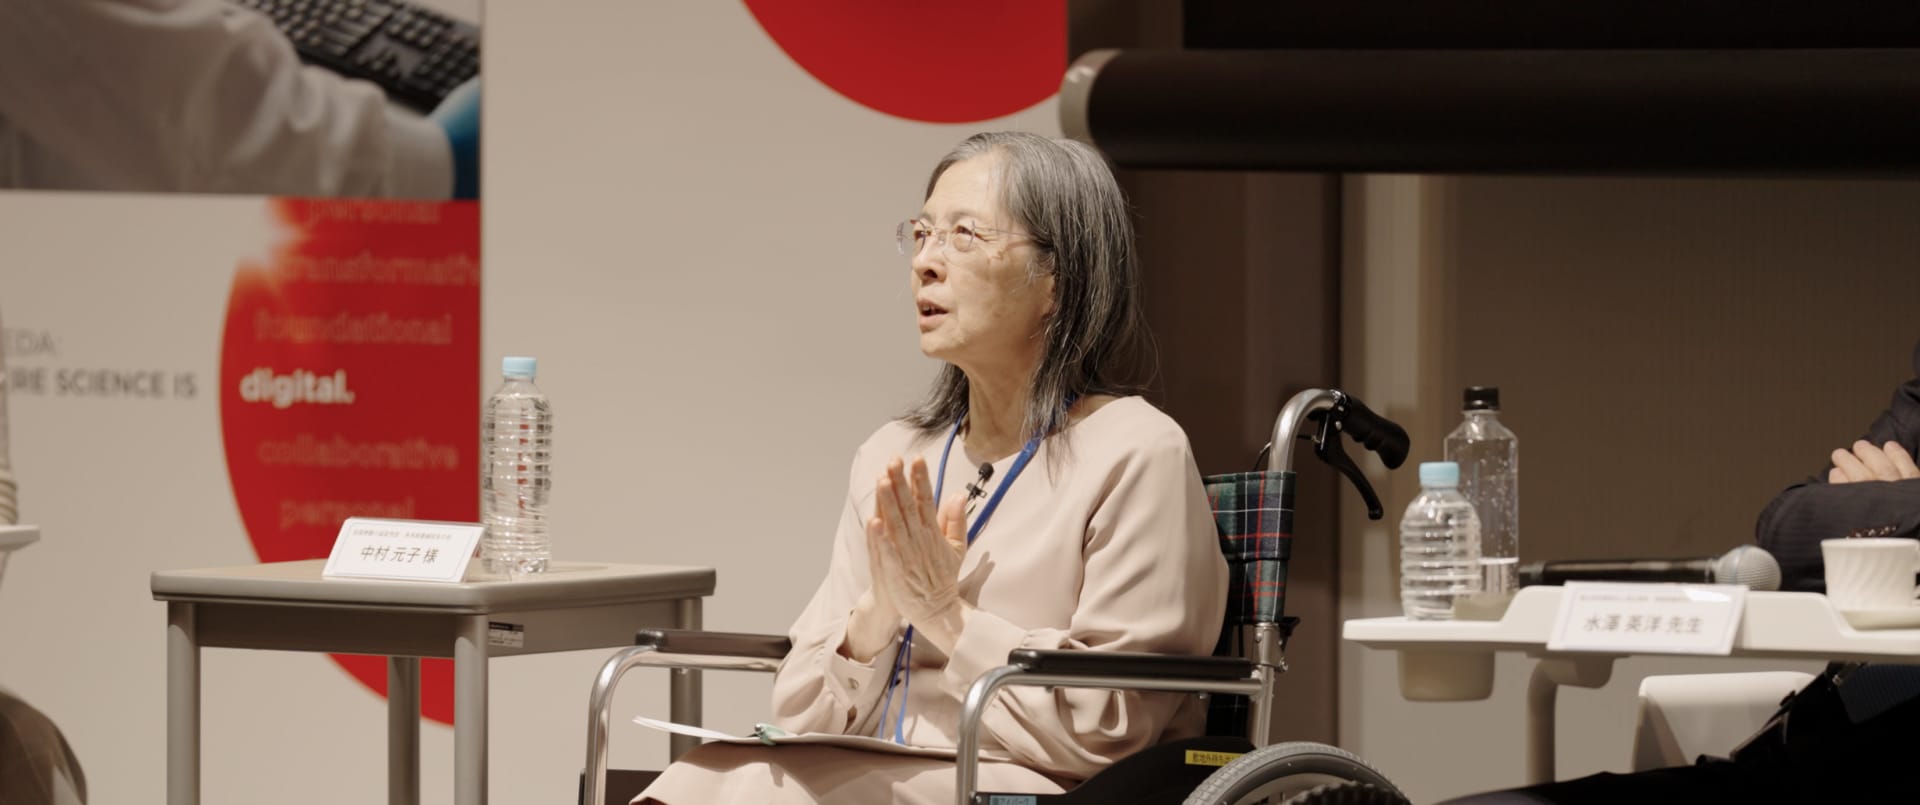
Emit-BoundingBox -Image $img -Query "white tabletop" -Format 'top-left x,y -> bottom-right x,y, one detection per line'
1345,585 -> 1920,663
151,558 -> 714,613
0,524 -> 37,553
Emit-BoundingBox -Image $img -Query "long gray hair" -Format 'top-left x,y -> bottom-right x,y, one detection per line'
903,131 -> 1151,444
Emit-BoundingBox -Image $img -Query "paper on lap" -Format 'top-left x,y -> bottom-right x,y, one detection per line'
632,715 -> 960,759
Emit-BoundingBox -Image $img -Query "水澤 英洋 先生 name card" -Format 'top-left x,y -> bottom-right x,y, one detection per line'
323,517 -> 482,583
1546,582 -> 1746,656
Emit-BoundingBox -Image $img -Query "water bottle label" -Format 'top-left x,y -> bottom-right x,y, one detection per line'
1546,582 -> 1746,656
323,517 -> 482,583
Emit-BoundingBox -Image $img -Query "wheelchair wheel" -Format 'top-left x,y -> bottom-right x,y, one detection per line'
1181,741 -> 1409,805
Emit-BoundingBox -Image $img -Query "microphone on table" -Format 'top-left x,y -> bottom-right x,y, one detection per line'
1518,545 -> 1781,591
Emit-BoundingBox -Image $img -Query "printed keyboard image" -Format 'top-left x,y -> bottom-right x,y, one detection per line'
232,0 -> 479,112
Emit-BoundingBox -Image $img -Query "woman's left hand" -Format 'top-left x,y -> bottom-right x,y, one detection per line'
869,456 -> 971,646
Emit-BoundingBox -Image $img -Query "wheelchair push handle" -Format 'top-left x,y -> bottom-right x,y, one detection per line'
1268,388 -> 1410,522
1331,394 -> 1410,470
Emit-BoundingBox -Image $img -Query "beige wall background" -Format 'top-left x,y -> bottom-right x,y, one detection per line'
1340,175 -> 1920,802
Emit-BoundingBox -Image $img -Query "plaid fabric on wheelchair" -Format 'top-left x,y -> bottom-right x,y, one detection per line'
1200,469 -> 1294,738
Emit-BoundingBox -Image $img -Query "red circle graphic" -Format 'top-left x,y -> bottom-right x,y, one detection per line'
743,0 -> 1066,123
220,199 -> 481,724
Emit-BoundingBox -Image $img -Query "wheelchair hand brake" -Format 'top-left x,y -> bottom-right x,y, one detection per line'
1308,395 -> 1390,521
1313,416 -> 1384,520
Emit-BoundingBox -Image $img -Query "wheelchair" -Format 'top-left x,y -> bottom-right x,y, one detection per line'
582,388 -> 1414,805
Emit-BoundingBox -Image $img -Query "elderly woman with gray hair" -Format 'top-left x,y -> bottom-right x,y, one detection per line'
636,131 -> 1228,803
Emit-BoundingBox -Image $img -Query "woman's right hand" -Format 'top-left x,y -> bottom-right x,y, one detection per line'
840,544 -> 903,663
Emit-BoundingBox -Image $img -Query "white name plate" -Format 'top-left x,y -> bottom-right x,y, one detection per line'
1547,582 -> 1746,655
323,517 -> 482,583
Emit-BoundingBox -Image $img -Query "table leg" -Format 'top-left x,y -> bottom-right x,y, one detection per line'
167,602 -> 199,805
1526,656 -> 1615,784
1525,661 -> 1560,785
389,657 -> 421,805
668,597 -> 702,761
455,617 -> 489,805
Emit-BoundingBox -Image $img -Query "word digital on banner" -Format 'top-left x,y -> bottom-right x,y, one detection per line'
323,517 -> 481,582
1547,582 -> 1747,655
219,198 -> 479,722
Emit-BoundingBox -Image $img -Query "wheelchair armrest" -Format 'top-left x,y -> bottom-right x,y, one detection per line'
585,629 -> 794,805
1007,648 -> 1254,681
956,651 -> 1263,803
634,628 -> 791,659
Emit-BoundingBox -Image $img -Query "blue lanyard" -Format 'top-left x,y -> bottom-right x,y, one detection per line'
936,422 -> 1042,546
875,417 -> 1042,744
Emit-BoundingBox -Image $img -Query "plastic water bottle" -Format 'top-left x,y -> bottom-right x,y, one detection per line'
482,356 -> 552,576
1444,386 -> 1519,614
1400,461 -> 1482,620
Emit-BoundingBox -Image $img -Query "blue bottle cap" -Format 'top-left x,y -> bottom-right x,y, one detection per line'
502,356 -> 537,378
1419,461 -> 1459,488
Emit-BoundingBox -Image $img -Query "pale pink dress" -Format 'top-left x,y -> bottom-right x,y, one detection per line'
637,397 -> 1228,803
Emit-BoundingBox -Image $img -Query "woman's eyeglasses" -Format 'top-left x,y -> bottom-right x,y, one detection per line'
895,220 -> 1023,259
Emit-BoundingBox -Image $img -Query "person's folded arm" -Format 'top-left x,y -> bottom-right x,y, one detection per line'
1757,477 -> 1920,592
1757,363 -> 1920,592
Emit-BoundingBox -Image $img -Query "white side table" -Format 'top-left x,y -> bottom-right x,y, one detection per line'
1344,586 -> 1920,783
152,559 -> 715,805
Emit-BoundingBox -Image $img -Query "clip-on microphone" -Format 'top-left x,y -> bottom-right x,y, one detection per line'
963,462 -> 994,515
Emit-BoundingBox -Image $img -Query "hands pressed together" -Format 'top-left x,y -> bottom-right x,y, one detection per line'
1829,440 -> 1920,484
841,456 -> 976,663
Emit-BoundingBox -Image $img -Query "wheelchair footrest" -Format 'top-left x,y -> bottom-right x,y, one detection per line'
973,735 -> 1256,805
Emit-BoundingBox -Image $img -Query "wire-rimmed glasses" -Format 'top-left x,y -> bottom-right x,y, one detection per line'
895,220 -> 1023,259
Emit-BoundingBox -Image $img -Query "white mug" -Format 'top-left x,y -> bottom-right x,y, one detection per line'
1822,538 -> 1920,611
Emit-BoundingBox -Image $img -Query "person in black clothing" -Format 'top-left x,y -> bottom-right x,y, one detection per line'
1441,340 -> 1920,804
1757,340 -> 1920,591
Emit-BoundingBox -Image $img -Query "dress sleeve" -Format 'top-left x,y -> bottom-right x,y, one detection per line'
937,428 -> 1228,778
1756,345 -> 1920,592
0,0 -> 451,197
768,444 -> 902,736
